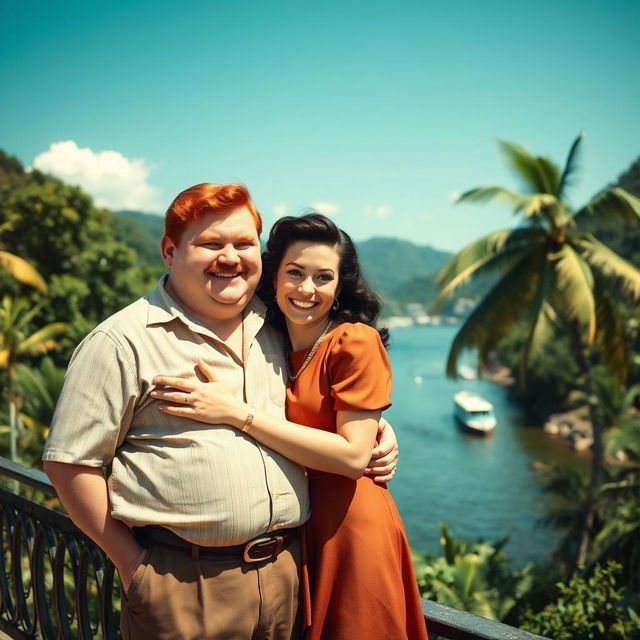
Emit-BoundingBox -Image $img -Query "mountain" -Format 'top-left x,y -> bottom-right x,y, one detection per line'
113,210 -> 165,266
356,237 -> 451,298
112,211 -> 453,312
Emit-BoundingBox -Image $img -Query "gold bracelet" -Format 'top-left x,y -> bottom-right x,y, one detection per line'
242,406 -> 256,433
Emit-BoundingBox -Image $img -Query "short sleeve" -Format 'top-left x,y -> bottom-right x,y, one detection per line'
42,330 -> 139,466
328,323 -> 392,412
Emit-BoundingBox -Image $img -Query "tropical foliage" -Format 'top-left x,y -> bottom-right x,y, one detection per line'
0,149 -> 158,464
412,524 -> 533,622
433,133 -> 640,568
521,562 -> 640,639
0,150 -> 160,359
0,296 -> 68,461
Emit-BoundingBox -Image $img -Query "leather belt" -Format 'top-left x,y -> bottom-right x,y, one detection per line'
132,525 -> 299,563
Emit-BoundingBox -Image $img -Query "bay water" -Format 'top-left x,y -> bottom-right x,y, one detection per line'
387,324 -> 582,567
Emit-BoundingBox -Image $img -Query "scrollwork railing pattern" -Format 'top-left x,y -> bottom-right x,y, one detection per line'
0,457 -> 118,640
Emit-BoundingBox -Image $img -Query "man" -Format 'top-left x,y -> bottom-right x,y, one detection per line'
43,183 -> 396,640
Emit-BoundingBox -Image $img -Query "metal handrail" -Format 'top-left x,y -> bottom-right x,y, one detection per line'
0,456 -> 549,639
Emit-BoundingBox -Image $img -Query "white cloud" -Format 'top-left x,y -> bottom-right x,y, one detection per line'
33,141 -> 162,212
364,204 -> 393,218
272,203 -> 288,217
312,201 -> 340,216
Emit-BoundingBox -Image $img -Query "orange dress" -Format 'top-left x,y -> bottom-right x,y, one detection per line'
287,323 -> 428,640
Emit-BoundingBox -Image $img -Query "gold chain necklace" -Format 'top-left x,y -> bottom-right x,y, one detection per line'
288,320 -> 334,382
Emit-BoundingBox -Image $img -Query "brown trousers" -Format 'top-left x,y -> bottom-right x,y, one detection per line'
120,539 -> 302,640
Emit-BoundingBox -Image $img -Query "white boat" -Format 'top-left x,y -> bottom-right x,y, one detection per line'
454,391 -> 496,435
457,365 -> 477,380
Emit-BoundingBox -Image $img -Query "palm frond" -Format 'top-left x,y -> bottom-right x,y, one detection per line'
457,186 -> 560,223
467,591 -> 498,621
445,249 -> 545,377
520,194 -> 559,218
0,252 -> 48,294
457,186 -> 525,208
574,187 -> 640,226
17,323 -> 69,356
536,156 -> 562,196
553,244 -> 596,344
520,255 -> 558,377
592,274 -> 628,382
430,579 -> 464,611
558,131 -> 585,197
433,228 -> 545,311
574,235 -> 640,302
605,416 -> 640,460
497,141 -> 561,195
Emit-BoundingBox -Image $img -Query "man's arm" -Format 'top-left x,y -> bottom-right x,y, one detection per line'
364,417 -> 399,484
44,462 -> 145,592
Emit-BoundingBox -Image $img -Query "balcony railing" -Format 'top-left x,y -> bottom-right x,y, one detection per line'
0,456 -> 549,639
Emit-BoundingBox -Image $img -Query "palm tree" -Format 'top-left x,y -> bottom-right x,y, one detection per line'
432,132 -> 640,569
414,524 -> 533,621
0,251 -> 47,294
0,296 -> 68,461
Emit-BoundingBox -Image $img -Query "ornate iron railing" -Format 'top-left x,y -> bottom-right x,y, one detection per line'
0,456 -> 549,640
0,457 -> 118,639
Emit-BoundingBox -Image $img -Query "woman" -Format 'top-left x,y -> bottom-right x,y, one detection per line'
152,214 -> 428,640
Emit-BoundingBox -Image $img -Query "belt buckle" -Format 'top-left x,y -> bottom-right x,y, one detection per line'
243,535 -> 284,563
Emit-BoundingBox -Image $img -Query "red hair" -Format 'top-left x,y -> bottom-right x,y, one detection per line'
164,183 -> 262,244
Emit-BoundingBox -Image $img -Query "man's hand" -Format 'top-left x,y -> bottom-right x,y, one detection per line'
43,462 -> 145,593
364,418 -> 399,485
119,547 -> 148,593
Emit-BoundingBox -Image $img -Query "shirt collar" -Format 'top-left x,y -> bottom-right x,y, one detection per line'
146,275 -> 267,344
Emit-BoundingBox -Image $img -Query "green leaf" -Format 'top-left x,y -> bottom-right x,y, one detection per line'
497,140 -> 561,195
433,227 -> 545,310
558,131 -> 586,197
520,257 -> 558,378
592,274 -> 628,382
0,251 -> 48,294
575,186 -> 640,226
552,244 -> 596,343
574,234 -> 640,301
16,322 -> 69,355
445,247 -> 545,376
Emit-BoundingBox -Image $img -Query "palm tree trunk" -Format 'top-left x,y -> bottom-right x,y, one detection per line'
570,320 -> 606,570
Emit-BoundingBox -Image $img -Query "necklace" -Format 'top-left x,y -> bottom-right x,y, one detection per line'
288,320 -> 334,382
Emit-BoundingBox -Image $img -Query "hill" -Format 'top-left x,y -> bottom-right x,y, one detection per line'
113,210 -> 165,266
112,211 -> 453,312
356,237 -> 451,297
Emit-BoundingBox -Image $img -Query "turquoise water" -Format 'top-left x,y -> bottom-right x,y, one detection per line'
387,324 -> 583,567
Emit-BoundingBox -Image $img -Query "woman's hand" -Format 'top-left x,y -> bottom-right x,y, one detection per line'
151,360 -> 247,427
364,418 -> 399,484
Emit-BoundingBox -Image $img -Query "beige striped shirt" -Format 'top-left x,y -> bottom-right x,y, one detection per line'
44,277 -> 310,545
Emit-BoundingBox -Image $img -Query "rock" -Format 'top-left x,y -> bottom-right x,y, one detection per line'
543,407 -> 593,451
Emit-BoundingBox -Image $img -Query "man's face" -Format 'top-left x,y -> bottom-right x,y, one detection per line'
161,207 -> 262,324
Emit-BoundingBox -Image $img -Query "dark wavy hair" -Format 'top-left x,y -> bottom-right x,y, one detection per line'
257,213 -> 389,347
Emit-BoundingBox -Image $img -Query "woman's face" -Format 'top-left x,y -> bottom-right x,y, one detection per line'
275,241 -> 341,332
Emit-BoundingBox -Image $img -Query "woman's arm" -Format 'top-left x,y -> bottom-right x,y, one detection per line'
152,362 -> 379,480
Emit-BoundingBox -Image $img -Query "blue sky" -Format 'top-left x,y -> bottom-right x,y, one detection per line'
1,0 -> 638,251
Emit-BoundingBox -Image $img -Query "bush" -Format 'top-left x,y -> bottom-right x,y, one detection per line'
521,561 -> 640,639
